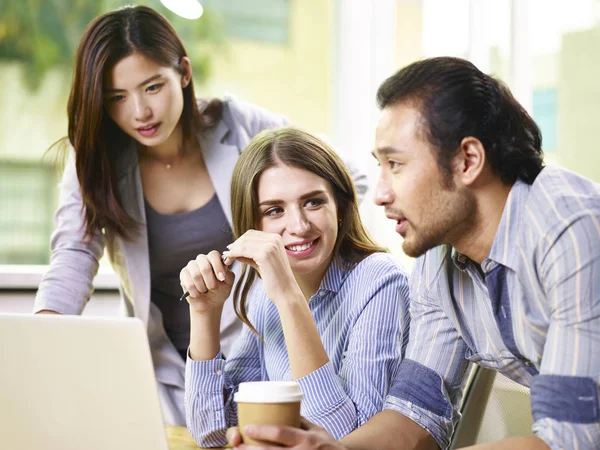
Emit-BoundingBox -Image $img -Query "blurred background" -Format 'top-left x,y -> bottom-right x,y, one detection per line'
1,0 -> 600,293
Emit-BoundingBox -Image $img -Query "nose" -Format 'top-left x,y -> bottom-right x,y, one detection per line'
133,95 -> 151,122
374,174 -> 394,206
287,208 -> 311,235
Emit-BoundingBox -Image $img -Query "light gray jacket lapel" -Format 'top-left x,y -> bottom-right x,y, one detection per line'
197,119 -> 240,226
115,141 -> 151,325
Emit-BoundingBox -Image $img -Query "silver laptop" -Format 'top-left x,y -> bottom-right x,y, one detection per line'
0,313 -> 169,450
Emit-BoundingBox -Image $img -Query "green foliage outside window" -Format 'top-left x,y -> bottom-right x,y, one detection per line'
0,0 -> 226,91
0,1 -> 226,265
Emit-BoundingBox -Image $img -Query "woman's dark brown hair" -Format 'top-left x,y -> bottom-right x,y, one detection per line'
230,126 -> 387,335
65,5 -> 222,239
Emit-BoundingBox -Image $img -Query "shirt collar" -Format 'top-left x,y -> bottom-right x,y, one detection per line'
451,247 -> 470,271
318,257 -> 352,295
487,179 -> 530,269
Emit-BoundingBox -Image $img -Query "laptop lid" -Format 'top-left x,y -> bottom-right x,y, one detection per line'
0,313 -> 169,450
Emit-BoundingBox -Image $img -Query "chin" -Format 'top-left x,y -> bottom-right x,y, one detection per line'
402,239 -> 432,259
292,258 -> 325,276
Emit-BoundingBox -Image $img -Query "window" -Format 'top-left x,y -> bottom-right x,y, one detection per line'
203,0 -> 290,44
532,89 -> 558,152
0,162 -> 57,264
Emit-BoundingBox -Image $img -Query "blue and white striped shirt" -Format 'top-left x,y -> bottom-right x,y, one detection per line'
384,165 -> 600,450
186,253 -> 410,447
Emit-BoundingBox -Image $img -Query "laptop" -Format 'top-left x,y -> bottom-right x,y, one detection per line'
0,313 -> 170,450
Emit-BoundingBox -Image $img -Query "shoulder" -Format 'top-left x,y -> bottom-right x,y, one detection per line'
339,254 -> 410,316
220,93 -> 289,137
352,252 -> 407,277
344,253 -> 409,294
409,246 -> 452,295
525,165 -> 600,245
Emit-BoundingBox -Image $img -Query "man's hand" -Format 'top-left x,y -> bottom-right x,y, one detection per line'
227,418 -> 345,449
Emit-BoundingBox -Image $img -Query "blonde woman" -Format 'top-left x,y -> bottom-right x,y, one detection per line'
180,127 -> 410,447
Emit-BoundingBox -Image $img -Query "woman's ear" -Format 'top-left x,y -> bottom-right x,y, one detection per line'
179,56 -> 192,88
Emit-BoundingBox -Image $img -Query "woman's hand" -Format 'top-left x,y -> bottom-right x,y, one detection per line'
226,418 -> 344,449
180,250 -> 235,315
223,230 -> 302,305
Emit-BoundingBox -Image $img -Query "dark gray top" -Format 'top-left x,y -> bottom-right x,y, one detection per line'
145,194 -> 233,356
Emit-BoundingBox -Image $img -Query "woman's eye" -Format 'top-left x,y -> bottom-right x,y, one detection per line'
108,95 -> 125,103
264,207 -> 283,217
147,83 -> 163,92
389,161 -> 403,170
305,198 -> 324,208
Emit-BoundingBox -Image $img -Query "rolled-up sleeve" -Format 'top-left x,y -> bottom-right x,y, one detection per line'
532,212 -> 600,449
383,252 -> 470,449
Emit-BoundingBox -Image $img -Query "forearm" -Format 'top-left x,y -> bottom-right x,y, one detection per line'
462,436 -> 549,450
340,410 -> 439,450
277,295 -> 329,379
189,309 -> 222,361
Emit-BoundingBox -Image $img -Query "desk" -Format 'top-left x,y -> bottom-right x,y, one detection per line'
166,425 -> 226,450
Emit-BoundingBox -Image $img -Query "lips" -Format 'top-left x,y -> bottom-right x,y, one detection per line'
395,217 -> 408,235
285,238 -> 319,257
136,122 -> 161,137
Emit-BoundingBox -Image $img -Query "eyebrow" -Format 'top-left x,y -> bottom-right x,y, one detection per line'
105,74 -> 163,93
258,189 -> 327,207
371,146 -> 405,159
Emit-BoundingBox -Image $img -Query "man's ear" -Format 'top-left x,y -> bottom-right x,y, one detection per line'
180,56 -> 192,88
452,136 -> 486,186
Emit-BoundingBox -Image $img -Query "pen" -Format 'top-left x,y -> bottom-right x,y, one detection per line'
179,254 -> 230,301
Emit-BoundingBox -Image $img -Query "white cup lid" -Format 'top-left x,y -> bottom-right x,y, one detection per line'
233,381 -> 303,403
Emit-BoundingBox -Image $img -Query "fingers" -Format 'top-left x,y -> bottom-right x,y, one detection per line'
206,250 -> 228,283
180,251 -> 227,297
241,424 -> 304,447
224,231 -> 285,271
223,253 -> 259,272
226,427 -> 243,447
299,417 -> 321,431
180,262 -> 204,298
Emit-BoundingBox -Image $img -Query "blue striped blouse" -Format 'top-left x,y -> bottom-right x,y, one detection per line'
185,253 -> 410,447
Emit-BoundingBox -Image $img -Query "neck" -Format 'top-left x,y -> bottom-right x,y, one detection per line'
142,123 -> 184,163
452,181 -> 513,264
293,261 -> 331,301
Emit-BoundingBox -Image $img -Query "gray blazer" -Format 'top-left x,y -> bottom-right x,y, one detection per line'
34,95 -> 368,426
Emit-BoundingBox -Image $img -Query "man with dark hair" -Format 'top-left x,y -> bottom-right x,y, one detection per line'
229,57 -> 600,450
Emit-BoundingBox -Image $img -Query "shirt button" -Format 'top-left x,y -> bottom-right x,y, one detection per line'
216,369 -> 222,375
523,359 -> 533,367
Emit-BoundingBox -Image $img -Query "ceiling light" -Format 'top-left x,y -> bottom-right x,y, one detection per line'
160,0 -> 203,20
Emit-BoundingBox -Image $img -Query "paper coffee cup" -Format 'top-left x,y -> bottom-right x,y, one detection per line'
234,381 -> 303,446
